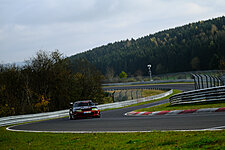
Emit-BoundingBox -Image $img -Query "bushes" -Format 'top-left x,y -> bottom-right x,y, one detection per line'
0,50 -> 104,117
0,104 -> 15,117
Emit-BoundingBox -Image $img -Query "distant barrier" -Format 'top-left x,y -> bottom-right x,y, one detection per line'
0,90 -> 173,126
103,79 -> 193,86
169,86 -> 225,105
192,74 -> 223,90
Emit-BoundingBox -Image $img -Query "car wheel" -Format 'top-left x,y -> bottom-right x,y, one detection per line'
96,114 -> 101,118
69,114 -> 74,120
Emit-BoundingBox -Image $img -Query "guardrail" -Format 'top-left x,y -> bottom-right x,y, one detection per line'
0,109 -> 68,127
169,86 -> 225,105
0,90 -> 173,126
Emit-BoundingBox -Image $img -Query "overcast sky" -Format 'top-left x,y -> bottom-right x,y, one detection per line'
0,0 -> 225,64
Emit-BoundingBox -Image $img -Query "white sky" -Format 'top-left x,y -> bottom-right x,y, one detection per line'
0,0 -> 225,63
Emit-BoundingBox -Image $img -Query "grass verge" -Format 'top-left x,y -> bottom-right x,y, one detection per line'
1,127 -> 225,150
135,100 -> 225,112
142,89 -> 166,97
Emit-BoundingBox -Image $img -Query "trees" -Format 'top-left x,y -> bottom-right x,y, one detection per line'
69,16 -> 225,76
70,59 -> 105,104
0,50 -> 105,117
119,71 -> 128,79
190,57 -> 200,70
0,65 -> 22,116
0,50 -> 73,116
24,50 -> 72,111
105,67 -> 115,81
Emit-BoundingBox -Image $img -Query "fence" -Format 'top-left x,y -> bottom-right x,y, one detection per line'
106,89 -> 143,102
169,86 -> 225,105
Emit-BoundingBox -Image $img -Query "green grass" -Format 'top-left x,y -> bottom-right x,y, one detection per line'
1,127 -> 225,150
135,100 -> 225,112
142,89 -> 166,97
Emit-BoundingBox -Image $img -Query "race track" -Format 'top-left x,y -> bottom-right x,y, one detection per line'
8,83 -> 225,132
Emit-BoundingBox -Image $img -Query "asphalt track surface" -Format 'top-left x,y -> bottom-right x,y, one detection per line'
8,83 -> 225,132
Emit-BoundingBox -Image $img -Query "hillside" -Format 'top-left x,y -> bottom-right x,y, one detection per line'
69,16 -> 225,76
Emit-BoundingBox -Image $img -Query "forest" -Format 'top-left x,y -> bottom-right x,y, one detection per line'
69,16 -> 225,77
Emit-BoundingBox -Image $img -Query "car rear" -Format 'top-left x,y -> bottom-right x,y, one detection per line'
74,106 -> 100,118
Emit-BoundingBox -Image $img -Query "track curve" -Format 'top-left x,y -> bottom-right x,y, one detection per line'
8,83 -> 225,132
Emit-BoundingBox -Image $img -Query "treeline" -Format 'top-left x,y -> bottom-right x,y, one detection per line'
69,16 -> 225,77
0,50 -> 106,117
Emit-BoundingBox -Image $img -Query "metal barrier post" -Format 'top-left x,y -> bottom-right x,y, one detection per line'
209,75 -> 213,87
131,90 -> 133,99
213,76 -> 216,87
204,74 -> 209,88
192,74 -> 198,90
136,90 -> 138,99
125,90 -> 128,101
199,74 -> 204,89
196,74 -> 201,89
112,91 -> 115,103
216,77 -> 221,86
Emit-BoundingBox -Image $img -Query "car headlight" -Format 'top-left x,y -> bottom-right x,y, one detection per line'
75,109 -> 82,112
92,108 -> 98,111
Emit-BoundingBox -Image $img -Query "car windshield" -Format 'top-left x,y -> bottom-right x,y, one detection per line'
74,102 -> 94,107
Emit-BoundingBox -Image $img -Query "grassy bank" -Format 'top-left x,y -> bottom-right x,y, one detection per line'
135,100 -> 225,112
142,89 -> 166,97
1,127 -> 225,150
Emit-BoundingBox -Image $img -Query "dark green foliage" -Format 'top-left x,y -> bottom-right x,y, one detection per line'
69,16 -> 225,76
119,71 -> 127,79
0,50 -> 72,116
